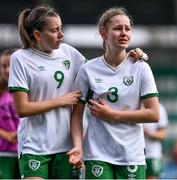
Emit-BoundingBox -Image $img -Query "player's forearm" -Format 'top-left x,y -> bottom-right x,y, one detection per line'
71,104 -> 84,148
111,108 -> 159,123
147,129 -> 167,141
15,98 -> 64,117
0,129 -> 8,139
71,117 -> 83,148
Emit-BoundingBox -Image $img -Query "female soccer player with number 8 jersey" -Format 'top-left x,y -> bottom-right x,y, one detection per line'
69,7 -> 159,179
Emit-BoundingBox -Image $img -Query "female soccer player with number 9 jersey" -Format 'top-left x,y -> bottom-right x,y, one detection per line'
8,5 -> 84,179
69,7 -> 159,179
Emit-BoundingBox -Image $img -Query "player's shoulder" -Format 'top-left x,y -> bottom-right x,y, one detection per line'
60,42 -> 72,49
131,58 -> 150,70
59,43 -> 78,53
11,48 -> 33,61
57,43 -> 84,60
79,56 -> 101,72
84,56 -> 102,66
12,48 -> 29,56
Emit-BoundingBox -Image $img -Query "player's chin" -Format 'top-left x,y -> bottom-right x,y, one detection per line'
117,43 -> 129,49
53,43 -> 60,49
56,40 -> 62,47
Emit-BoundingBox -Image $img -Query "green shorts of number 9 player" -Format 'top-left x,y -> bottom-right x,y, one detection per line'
85,160 -> 146,179
19,152 -> 80,179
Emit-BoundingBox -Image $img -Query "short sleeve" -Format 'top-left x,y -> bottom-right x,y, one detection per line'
8,53 -> 29,93
73,65 -> 89,104
140,62 -> 158,99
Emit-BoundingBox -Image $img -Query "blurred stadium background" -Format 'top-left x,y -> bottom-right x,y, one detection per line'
0,0 -> 177,178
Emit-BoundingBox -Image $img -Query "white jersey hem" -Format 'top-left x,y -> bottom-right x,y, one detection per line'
18,148 -> 70,157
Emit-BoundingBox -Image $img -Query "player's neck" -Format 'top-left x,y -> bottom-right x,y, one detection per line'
104,50 -> 127,68
33,43 -> 52,54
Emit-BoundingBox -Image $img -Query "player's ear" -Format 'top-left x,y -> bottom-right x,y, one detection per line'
100,29 -> 107,40
33,30 -> 41,41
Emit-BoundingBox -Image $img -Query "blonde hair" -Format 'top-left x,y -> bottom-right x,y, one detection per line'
18,5 -> 59,48
98,7 -> 133,51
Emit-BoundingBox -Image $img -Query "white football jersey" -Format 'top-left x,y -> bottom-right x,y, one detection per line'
144,103 -> 168,158
74,55 -> 158,165
8,43 -> 85,155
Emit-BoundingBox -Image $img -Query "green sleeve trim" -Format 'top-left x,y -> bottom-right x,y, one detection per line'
79,99 -> 86,104
140,93 -> 159,100
8,87 -> 29,94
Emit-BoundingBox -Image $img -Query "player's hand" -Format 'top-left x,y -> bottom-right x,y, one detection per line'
129,48 -> 148,61
57,91 -> 82,106
88,98 -> 114,121
67,147 -> 84,169
1,131 -> 17,144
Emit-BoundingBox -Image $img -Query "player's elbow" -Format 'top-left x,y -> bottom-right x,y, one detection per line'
16,109 -> 26,118
15,106 -> 29,118
151,111 -> 159,123
152,115 -> 159,123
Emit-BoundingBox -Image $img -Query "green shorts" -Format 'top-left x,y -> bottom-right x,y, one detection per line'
0,156 -> 20,179
146,158 -> 163,177
85,160 -> 146,179
19,152 -> 80,179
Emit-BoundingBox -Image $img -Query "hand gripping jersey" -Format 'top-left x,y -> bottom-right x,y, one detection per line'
74,56 -> 158,165
8,43 -> 85,156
